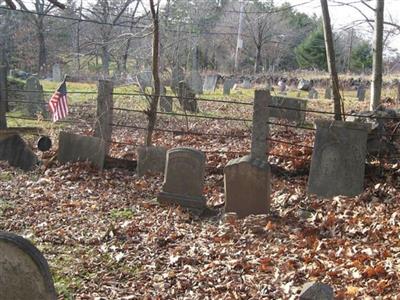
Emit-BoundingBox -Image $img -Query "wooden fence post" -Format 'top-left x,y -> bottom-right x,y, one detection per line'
0,65 -> 7,129
94,80 -> 113,154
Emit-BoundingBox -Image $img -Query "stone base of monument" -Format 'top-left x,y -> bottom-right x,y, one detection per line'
307,120 -> 371,198
157,192 -> 208,215
137,146 -> 167,176
224,155 -> 271,218
0,231 -> 56,300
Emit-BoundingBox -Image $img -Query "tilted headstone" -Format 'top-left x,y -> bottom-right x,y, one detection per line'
178,81 -> 198,112
223,79 -> 235,95
52,63 -> 62,82
357,84 -> 366,101
158,147 -> 207,214
58,131 -> 106,169
299,282 -> 334,300
308,120 -> 371,197
224,90 -> 271,218
24,76 -> 47,117
203,75 -> 218,92
137,146 -> 167,177
0,231 -> 57,300
186,71 -> 203,94
270,96 -> 307,124
0,134 -> 38,171
324,87 -> 332,100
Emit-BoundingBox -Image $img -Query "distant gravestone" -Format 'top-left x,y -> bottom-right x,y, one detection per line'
0,134 -> 38,171
307,120 -> 371,197
137,71 -> 153,90
178,81 -> 198,112
158,147 -> 207,214
158,86 -> 173,112
324,87 -> 332,100
224,90 -> 271,218
137,146 -> 167,177
186,71 -> 203,94
223,79 -> 235,95
52,63 -> 62,82
0,231 -> 57,300
308,88 -> 318,99
357,84 -> 366,101
298,79 -> 311,91
242,79 -> 251,89
270,96 -> 307,124
203,75 -> 218,92
24,76 -> 46,117
58,131 -> 106,169
299,282 -> 334,300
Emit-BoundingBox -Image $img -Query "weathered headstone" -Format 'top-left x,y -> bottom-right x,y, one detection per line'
157,147 -> 207,214
242,79 -> 251,89
52,63 -> 62,82
299,282 -> 334,300
24,76 -> 46,117
308,88 -> 318,99
224,90 -> 271,218
58,131 -> 106,169
308,120 -> 371,197
137,146 -> 167,176
0,134 -> 38,171
178,81 -> 198,112
0,231 -> 57,300
357,84 -> 366,101
298,79 -> 311,91
223,79 -> 235,95
270,96 -> 307,124
186,71 -> 203,94
324,87 -> 332,100
203,75 -> 218,92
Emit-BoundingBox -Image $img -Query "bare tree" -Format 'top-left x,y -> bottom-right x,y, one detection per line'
320,0 -> 342,120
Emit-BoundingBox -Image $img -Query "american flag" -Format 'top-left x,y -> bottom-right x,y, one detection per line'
48,81 -> 68,122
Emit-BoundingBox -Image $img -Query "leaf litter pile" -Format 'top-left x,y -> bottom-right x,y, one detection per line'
1,103 -> 400,299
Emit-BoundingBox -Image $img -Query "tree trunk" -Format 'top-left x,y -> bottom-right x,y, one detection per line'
254,45 -> 262,74
101,45 -> 110,76
320,0 -> 342,121
146,0 -> 160,146
37,22 -> 46,75
370,0 -> 384,111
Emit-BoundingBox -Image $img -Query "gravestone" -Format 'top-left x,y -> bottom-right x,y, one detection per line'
24,76 -> 46,117
357,84 -> 366,101
224,90 -> 271,218
178,81 -> 198,112
0,134 -> 38,171
157,147 -> 207,214
171,66 -> 184,94
58,131 -> 106,169
270,96 -> 307,124
298,79 -> 311,91
0,231 -> 57,300
223,79 -> 235,95
308,88 -> 318,99
186,71 -> 203,94
137,71 -> 153,90
159,86 -> 173,112
324,87 -> 332,100
203,75 -> 218,92
299,282 -> 334,300
307,120 -> 371,197
137,146 -> 167,176
242,79 -> 251,89
52,63 -> 62,82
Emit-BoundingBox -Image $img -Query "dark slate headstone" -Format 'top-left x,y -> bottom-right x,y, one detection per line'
223,79 -> 235,95
158,147 -> 207,214
203,75 -> 218,92
58,131 -> 105,169
0,134 -> 38,171
137,146 -> 167,176
299,282 -> 334,300
0,231 -> 57,300
178,81 -> 198,112
24,76 -> 47,117
269,96 -> 307,124
308,120 -> 371,197
357,84 -> 366,101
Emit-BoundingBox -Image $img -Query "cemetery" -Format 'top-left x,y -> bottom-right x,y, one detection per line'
1,0 -> 400,299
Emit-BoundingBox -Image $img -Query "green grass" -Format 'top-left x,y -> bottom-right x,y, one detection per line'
110,208 -> 134,220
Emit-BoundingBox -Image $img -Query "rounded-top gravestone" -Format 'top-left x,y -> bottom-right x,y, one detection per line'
0,231 -> 57,300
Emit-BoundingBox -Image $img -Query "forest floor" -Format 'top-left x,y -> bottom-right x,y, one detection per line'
1,82 -> 400,299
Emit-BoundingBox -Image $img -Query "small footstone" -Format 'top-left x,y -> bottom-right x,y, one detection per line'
299,282 -> 334,300
137,146 -> 167,176
0,231 -> 57,300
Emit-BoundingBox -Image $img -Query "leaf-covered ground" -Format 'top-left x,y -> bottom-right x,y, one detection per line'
2,90 -> 400,299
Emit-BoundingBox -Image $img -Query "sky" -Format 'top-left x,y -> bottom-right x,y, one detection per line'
275,0 -> 400,52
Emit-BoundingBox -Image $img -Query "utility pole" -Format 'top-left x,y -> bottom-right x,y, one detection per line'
234,0 -> 244,73
76,0 -> 82,78
320,0 -> 342,121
